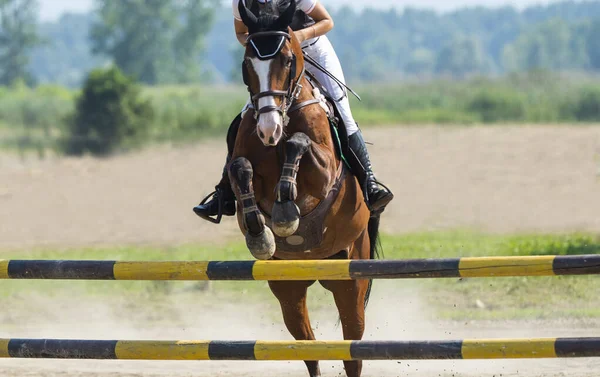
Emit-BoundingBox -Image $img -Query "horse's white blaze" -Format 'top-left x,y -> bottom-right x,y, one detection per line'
250,57 -> 283,145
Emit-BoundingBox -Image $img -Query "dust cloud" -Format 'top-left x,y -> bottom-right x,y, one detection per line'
0,282 -> 598,376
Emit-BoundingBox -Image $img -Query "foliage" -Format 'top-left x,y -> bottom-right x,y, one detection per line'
503,18 -> 591,72
567,86 -> 600,122
0,0 -> 41,86
588,20 -> 600,70
323,1 -> 600,81
466,87 -> 526,122
30,13 -> 105,87
24,1 -> 600,86
0,83 -> 73,156
90,0 -> 217,85
63,66 -> 154,156
143,85 -> 246,142
434,36 -> 490,78
3,73 -> 600,156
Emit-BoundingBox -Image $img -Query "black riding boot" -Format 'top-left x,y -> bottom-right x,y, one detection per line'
193,114 -> 241,223
347,130 -> 394,213
192,155 -> 237,222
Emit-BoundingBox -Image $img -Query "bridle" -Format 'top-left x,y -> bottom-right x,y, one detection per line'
242,30 -> 319,123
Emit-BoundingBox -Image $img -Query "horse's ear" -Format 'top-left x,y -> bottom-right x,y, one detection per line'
238,0 -> 259,31
272,0 -> 296,31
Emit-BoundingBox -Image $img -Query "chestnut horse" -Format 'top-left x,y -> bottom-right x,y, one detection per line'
229,2 -> 381,376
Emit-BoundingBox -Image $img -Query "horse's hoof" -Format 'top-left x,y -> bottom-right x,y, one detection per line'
272,201 -> 300,237
246,227 -> 276,260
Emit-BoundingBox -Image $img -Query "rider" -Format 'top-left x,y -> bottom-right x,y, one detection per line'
194,0 -> 393,221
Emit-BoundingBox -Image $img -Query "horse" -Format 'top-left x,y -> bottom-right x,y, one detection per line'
228,2 -> 382,376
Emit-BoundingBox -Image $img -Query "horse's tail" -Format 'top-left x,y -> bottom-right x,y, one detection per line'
364,213 -> 383,311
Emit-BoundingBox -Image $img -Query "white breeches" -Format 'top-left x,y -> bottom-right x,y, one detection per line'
243,35 -> 359,136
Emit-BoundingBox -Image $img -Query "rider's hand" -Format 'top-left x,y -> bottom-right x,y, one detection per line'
294,29 -> 307,44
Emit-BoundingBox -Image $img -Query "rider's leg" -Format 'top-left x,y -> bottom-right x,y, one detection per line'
303,36 -> 393,212
193,112 -> 242,220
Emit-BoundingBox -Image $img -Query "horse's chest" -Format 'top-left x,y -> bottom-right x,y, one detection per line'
263,206 -> 328,253
260,169 -> 345,253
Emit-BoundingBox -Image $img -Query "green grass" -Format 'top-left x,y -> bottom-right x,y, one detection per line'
1,231 -> 599,321
380,231 -> 600,320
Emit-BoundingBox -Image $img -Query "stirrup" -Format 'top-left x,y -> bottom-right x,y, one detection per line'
195,189 -> 225,224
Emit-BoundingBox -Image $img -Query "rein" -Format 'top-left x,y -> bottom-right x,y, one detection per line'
244,31 -> 319,122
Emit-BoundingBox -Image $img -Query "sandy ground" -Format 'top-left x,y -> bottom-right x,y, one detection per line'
1,125 -> 600,250
1,125 -> 600,376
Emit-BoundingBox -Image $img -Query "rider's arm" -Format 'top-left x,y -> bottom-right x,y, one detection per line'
235,19 -> 249,47
233,0 -> 333,46
295,1 -> 334,44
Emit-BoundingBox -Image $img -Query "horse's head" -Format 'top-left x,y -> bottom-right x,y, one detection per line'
239,0 -> 305,147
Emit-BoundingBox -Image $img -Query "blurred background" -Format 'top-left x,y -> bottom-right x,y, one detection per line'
2,0 -> 600,155
1,1 -> 600,376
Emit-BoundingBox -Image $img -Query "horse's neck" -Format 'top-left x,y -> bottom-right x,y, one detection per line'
284,74 -> 340,206
290,76 -> 336,150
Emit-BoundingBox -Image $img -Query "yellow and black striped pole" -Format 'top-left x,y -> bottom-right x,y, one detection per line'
0,255 -> 599,281
0,338 -> 599,360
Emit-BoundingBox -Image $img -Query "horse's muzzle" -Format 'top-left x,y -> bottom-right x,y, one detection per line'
257,111 -> 283,146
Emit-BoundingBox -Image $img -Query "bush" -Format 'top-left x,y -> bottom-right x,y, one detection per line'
466,88 -> 526,122
0,84 -> 73,130
63,67 -> 154,156
144,85 -> 246,141
571,86 -> 600,122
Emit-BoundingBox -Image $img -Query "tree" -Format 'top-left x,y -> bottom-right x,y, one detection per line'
587,20 -> 600,71
64,66 -> 154,156
30,13 -> 105,88
404,48 -> 435,76
504,19 -> 589,72
229,43 -> 244,83
435,36 -> 489,78
91,0 -> 217,85
0,0 -> 40,86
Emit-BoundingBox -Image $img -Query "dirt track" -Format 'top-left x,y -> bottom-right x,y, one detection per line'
1,285 -> 599,377
1,125 -> 600,376
1,125 -> 600,250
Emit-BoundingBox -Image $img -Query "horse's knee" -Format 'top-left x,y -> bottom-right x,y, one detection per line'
228,157 -> 274,260
229,157 -> 253,184
287,132 -> 311,151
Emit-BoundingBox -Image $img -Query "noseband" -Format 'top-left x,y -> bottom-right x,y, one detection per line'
243,31 -> 310,122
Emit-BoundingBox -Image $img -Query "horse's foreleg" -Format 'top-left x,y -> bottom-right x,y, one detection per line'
269,280 -> 321,377
229,157 -> 275,260
272,132 -> 312,237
